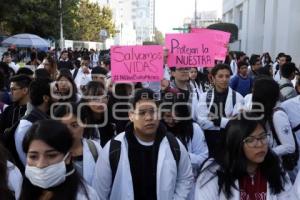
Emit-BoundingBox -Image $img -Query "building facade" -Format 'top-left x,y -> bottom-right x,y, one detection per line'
102,0 -> 155,45
223,0 -> 300,65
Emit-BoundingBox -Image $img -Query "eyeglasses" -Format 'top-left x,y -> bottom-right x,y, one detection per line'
243,133 -> 270,148
10,87 -> 23,91
133,108 -> 158,118
177,68 -> 190,72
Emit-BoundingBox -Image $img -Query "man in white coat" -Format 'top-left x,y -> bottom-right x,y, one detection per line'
92,88 -> 193,200
196,64 -> 244,158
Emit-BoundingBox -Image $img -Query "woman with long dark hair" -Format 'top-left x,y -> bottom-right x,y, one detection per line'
80,81 -> 116,147
19,119 -> 99,200
0,143 -> 22,199
53,103 -> 101,186
195,112 -> 295,199
251,76 -> 297,181
54,69 -> 78,102
161,91 -> 208,199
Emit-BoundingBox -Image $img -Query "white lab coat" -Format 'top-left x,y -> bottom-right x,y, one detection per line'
292,169 -> 300,199
186,123 -> 208,200
77,184 -> 100,200
195,159 -> 296,200
281,96 -> 300,180
270,107 -> 295,156
92,132 -> 194,200
196,88 -> 244,130
7,161 -> 22,199
187,123 -> 208,170
81,139 -> 102,186
243,93 -> 252,111
71,67 -> 92,95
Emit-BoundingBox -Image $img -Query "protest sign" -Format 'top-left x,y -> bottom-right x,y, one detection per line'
191,28 -> 231,61
111,45 -> 163,83
165,33 -> 215,67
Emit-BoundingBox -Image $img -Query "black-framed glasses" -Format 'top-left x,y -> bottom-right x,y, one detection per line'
10,87 -> 23,91
243,133 -> 270,148
133,108 -> 158,118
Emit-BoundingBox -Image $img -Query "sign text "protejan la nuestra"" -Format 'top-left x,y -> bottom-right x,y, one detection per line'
165,33 -> 215,67
111,45 -> 163,83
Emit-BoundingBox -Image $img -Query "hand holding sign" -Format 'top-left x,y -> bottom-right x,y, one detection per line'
111,45 -> 163,83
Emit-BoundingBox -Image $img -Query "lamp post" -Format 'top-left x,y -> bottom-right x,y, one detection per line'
194,0 -> 197,27
59,0 -> 64,49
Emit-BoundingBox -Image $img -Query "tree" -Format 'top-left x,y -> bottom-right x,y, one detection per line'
154,28 -> 164,45
0,0 -> 79,40
73,0 -> 116,41
0,0 -> 116,42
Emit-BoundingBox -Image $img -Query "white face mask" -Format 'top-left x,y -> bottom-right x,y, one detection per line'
25,152 -> 74,189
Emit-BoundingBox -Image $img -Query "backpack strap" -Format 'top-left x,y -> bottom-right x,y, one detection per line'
292,124 -> 300,133
165,132 -> 180,169
206,89 -> 213,108
232,90 -> 236,108
72,68 -> 79,79
279,83 -> 294,90
270,108 -> 299,154
86,139 -> 98,162
109,138 -> 121,185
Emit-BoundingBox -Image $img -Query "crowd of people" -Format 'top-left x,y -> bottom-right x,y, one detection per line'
0,46 -> 300,199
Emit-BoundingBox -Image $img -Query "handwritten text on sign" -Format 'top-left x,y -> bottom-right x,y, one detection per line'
111,45 -> 163,83
165,33 -> 215,67
191,28 -> 231,61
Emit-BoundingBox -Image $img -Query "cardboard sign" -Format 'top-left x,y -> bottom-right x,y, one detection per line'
111,45 -> 163,83
191,28 -> 231,61
165,33 -> 215,67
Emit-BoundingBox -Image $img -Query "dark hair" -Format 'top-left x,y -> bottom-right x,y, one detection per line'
276,53 -> 285,60
23,120 -> 73,153
29,79 -> 51,106
257,65 -> 272,77
16,67 -> 34,76
285,55 -> 292,63
281,62 -> 297,78
53,102 -> 82,121
161,91 -> 193,146
10,74 -> 32,88
130,88 -> 156,109
1,52 -> 11,60
82,55 -> 90,61
91,66 -> 108,75
249,54 -> 260,66
20,120 -> 89,200
0,143 -> 15,199
34,68 -> 51,80
56,71 -> 78,102
30,52 -> 37,62
236,52 -> 246,61
211,64 -> 231,77
205,112 -> 286,198
251,76 -> 279,122
237,61 -> 248,70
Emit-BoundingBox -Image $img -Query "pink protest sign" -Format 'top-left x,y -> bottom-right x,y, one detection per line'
191,28 -> 231,61
165,33 -> 215,67
111,45 -> 163,83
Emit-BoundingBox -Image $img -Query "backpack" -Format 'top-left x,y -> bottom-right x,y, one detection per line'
0,112 -> 41,173
72,68 -> 79,79
270,107 -> 299,171
86,139 -> 99,162
109,132 -> 180,185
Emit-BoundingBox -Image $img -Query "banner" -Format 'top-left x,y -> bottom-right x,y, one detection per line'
191,28 -> 231,61
111,45 -> 163,83
165,33 -> 215,67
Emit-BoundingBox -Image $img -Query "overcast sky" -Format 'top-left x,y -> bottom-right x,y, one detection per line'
155,0 -> 223,34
